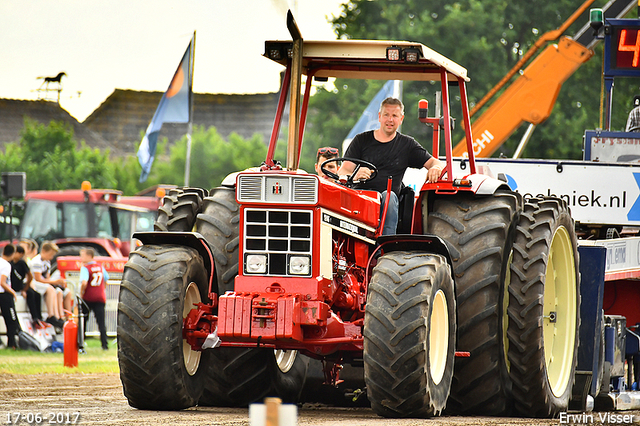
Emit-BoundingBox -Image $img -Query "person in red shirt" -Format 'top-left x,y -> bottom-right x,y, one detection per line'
79,248 -> 109,350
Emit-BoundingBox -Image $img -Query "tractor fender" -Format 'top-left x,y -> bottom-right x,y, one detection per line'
221,166 -> 263,187
132,231 -> 216,294
375,234 -> 455,275
469,173 -> 512,195
220,171 -> 238,187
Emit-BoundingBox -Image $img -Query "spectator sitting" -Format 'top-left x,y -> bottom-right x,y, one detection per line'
0,244 -> 21,349
11,244 -> 42,328
19,240 -> 43,326
20,239 -> 38,262
29,242 -> 66,328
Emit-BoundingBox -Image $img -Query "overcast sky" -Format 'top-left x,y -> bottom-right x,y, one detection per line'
1,0 -> 344,122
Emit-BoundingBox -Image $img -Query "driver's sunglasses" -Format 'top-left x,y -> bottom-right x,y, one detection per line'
317,147 -> 339,156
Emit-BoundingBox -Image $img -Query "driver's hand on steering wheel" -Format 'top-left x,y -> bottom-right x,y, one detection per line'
354,167 -> 373,182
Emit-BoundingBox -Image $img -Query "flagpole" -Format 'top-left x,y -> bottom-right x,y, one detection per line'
184,31 -> 196,186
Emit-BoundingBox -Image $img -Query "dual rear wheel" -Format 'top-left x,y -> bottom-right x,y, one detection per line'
508,197 -> 580,417
426,193 -> 579,417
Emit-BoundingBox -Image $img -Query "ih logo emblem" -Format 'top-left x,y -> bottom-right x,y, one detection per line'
272,182 -> 282,194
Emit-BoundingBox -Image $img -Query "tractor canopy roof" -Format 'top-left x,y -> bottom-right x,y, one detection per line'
263,39 -> 469,82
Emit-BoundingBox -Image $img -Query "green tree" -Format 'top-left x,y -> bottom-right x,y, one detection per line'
0,120 -> 275,198
303,79 -> 385,159
139,126 -> 270,190
113,154 -> 152,196
0,119 -> 118,192
19,119 -> 75,164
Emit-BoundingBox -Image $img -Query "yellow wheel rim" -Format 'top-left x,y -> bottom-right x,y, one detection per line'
429,289 -> 449,385
183,281 -> 202,376
503,250 -> 513,373
543,226 -> 577,397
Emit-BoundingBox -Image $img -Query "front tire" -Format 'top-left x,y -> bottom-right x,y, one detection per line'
364,252 -> 456,418
117,245 -> 208,410
508,197 -> 580,417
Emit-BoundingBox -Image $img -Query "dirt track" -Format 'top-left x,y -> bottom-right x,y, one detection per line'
0,373 -> 638,426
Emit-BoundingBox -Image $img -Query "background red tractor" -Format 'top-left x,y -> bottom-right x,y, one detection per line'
0,181 -> 162,338
117,12 -> 580,418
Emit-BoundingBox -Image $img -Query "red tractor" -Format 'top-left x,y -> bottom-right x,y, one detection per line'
117,13 -> 580,418
13,182 -> 160,261
0,181 -> 162,337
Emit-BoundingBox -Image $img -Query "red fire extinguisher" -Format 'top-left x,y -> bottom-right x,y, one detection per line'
63,318 -> 78,368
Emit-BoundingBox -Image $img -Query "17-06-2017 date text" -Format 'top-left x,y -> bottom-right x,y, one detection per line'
5,412 -> 80,425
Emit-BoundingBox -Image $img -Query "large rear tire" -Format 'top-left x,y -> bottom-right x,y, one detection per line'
194,187 -> 240,293
154,188 -> 206,232
199,348 -> 274,407
426,191 -> 520,415
272,350 -> 309,402
508,196 -> 580,417
364,252 -> 455,418
198,348 -> 308,407
117,245 -> 208,410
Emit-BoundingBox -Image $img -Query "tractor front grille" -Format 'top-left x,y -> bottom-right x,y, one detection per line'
243,208 -> 313,276
237,174 -> 318,204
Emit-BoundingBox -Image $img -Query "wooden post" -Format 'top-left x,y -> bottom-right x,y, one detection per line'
249,397 -> 296,426
265,397 -> 281,426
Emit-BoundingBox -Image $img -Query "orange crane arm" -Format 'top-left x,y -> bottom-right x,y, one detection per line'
452,37 -> 593,158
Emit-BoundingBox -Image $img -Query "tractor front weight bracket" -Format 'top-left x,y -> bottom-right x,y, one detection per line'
183,299 -> 219,351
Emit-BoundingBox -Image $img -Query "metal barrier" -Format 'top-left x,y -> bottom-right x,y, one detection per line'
64,271 -> 122,337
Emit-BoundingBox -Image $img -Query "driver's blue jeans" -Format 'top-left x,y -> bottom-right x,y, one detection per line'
380,190 -> 398,236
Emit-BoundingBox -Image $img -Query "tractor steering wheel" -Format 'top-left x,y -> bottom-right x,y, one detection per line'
321,157 -> 378,188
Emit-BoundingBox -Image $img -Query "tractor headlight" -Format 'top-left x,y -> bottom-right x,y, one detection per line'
289,255 -> 310,275
246,254 -> 267,274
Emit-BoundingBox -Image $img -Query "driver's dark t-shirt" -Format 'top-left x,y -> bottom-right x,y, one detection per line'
344,130 -> 431,195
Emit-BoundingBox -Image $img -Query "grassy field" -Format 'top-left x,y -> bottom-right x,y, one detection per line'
0,337 -> 119,374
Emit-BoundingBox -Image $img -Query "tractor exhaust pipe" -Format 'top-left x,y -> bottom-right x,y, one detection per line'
286,10 -> 303,171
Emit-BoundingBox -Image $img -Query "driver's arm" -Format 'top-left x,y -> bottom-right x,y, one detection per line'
337,160 -> 356,178
424,157 -> 445,183
337,160 -> 372,181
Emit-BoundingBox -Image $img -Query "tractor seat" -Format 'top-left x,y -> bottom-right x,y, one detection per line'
396,185 -> 415,234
